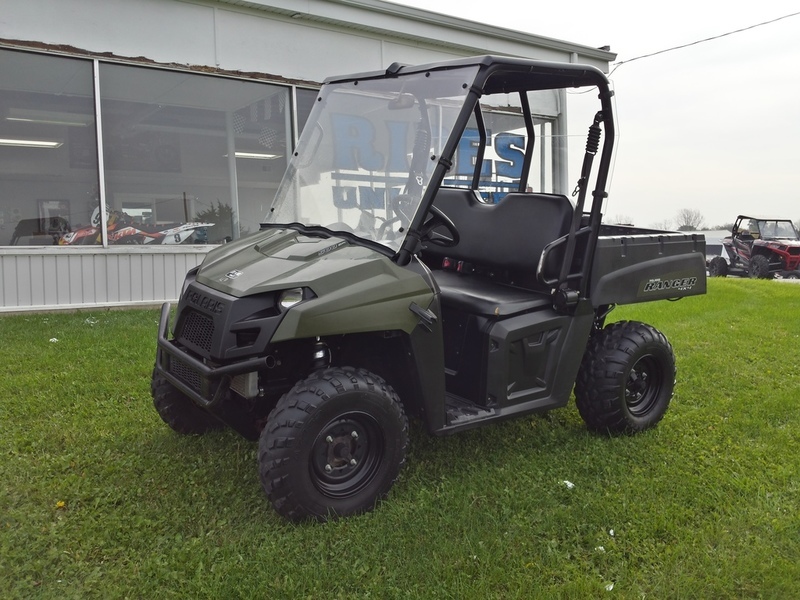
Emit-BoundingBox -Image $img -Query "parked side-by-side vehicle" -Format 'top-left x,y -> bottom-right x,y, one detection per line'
152,55 -> 706,521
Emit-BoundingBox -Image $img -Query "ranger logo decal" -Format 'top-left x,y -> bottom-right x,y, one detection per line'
642,277 -> 698,293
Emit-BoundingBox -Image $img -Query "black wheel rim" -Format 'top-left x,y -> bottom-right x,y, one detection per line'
310,412 -> 384,499
625,355 -> 663,417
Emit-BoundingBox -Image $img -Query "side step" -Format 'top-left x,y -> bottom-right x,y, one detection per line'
445,394 -> 496,426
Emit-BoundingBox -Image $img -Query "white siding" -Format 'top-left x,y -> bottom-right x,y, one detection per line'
0,246 -> 211,312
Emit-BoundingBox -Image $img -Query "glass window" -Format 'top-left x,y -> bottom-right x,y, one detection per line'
0,49 -> 311,248
295,87 -> 318,136
98,63 -> 291,244
0,49 -> 98,246
447,89 -> 560,202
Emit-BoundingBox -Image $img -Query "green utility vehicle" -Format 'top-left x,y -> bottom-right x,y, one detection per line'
153,55 -> 706,521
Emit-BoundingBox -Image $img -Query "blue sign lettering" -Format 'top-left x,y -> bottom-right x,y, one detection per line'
456,128 -> 491,178
359,186 -> 385,209
333,186 -> 357,208
495,132 -> 525,179
386,121 -> 410,172
331,114 -> 385,171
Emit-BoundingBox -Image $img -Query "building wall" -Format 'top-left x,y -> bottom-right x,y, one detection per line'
1,0 -> 613,78
0,0 -> 614,313
1,247 -> 207,312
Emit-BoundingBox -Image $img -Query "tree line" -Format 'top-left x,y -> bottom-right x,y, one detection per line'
608,209 -> 800,233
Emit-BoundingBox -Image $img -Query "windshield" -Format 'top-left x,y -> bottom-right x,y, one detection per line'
755,220 -> 799,240
264,66 -> 479,253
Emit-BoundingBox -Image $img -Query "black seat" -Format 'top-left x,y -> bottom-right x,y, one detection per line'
422,188 -> 574,316
430,272 -> 552,316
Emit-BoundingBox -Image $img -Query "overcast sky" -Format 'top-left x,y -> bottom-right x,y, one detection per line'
394,0 -> 800,229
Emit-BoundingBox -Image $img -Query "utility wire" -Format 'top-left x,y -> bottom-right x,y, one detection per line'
609,11 -> 800,76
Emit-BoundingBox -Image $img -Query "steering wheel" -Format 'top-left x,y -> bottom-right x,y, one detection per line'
376,194 -> 416,240
420,205 -> 459,247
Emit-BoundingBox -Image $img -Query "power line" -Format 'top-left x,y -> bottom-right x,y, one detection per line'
609,11 -> 800,75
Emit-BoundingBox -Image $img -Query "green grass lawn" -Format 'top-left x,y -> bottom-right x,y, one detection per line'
1,278 -> 799,598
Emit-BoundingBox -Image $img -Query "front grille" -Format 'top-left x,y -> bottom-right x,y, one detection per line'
169,356 -> 202,392
181,310 -> 214,353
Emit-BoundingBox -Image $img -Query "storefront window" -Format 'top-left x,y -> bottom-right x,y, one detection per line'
99,64 -> 291,244
0,49 -> 98,246
0,47 -> 310,247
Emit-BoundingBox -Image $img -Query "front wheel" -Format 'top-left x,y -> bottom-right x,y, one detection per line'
151,368 -> 223,435
574,321 -> 675,434
259,367 -> 408,521
749,254 -> 772,279
707,256 -> 728,277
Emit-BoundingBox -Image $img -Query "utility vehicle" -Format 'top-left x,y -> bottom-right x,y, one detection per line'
708,215 -> 800,278
153,55 -> 706,521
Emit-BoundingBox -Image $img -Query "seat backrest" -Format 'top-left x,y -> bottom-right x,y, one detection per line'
425,188 -> 574,276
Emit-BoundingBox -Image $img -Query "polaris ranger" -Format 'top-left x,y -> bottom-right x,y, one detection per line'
153,55 -> 707,521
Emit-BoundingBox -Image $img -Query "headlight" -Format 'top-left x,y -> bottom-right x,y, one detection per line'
278,287 -> 305,311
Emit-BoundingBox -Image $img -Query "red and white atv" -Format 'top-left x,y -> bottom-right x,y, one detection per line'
709,215 -> 800,279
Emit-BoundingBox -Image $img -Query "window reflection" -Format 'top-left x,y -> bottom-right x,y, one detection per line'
0,47 -> 309,247
0,50 -> 98,245
99,64 -> 290,243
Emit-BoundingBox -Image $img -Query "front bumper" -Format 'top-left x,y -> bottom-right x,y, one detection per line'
155,303 -> 269,408
784,254 -> 800,271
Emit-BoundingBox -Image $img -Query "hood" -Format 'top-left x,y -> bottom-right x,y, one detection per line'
196,228 -> 394,297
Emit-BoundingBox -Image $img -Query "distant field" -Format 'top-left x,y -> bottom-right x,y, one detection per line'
1,278 -> 798,598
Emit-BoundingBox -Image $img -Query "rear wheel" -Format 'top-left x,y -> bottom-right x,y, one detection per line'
151,368 -> 223,435
259,367 -> 408,521
575,321 -> 675,434
749,254 -> 772,279
707,256 -> 728,277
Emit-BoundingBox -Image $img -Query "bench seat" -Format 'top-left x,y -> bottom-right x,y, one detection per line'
432,270 -> 551,317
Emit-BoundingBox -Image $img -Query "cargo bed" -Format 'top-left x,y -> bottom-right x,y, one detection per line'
590,227 -> 707,305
